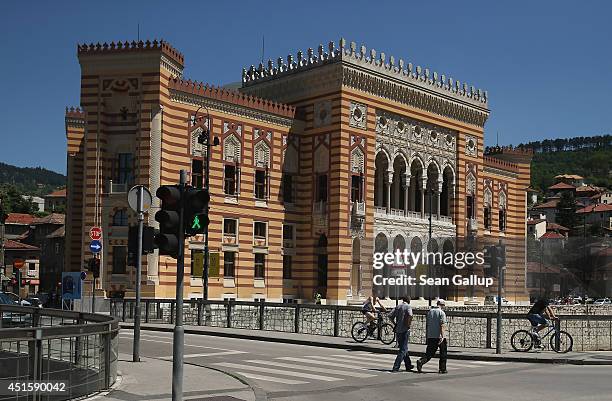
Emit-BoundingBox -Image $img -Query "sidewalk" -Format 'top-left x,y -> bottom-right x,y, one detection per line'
120,322 -> 612,366
90,353 -> 257,401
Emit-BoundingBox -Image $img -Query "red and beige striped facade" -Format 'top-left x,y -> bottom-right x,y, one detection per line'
65,39 -> 531,304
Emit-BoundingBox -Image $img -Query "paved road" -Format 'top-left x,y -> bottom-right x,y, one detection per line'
120,329 -> 612,401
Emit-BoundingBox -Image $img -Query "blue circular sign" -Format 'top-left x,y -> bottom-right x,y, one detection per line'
90,240 -> 102,254
80,271 -> 87,281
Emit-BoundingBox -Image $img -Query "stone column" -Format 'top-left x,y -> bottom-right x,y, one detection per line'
437,180 -> 443,220
403,173 -> 411,216
421,178 -> 427,219
386,170 -> 393,214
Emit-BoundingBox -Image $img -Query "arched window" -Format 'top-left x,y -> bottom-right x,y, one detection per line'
484,188 -> 492,230
112,209 -> 128,226
499,191 -> 507,231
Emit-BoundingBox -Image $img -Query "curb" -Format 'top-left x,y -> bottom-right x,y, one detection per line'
120,323 -> 612,366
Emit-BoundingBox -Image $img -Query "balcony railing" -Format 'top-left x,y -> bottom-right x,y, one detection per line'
374,207 -> 455,225
254,236 -> 267,247
107,180 -> 129,194
313,201 -> 327,214
351,201 -> 365,216
223,234 -> 237,245
468,218 -> 478,232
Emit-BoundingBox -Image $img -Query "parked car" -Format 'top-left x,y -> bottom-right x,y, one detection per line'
25,297 -> 43,308
0,293 -> 31,327
3,292 -> 32,306
593,298 -> 612,306
485,296 -> 513,305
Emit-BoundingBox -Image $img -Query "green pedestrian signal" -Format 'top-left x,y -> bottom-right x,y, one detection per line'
192,215 -> 201,230
184,187 -> 210,236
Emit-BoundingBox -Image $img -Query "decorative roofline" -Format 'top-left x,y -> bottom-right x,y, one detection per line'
65,106 -> 85,119
169,78 -> 296,119
484,145 -> 534,156
242,38 -> 488,108
77,39 -> 184,67
483,155 -> 520,172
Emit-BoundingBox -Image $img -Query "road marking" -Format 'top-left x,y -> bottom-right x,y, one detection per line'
277,356 -> 372,370
332,353 -> 396,362
461,360 -> 506,365
301,355 -> 379,366
236,372 -> 309,385
245,360 -> 376,378
158,351 -> 247,360
214,362 -> 343,382
120,332 -> 240,352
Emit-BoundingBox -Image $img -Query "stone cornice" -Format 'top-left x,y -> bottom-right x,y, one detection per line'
169,90 -> 294,128
241,38 -> 490,127
483,165 -> 519,180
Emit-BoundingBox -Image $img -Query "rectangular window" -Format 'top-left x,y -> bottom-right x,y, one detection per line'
223,218 -> 237,236
224,165 -> 236,195
223,251 -> 235,277
192,159 -> 203,188
283,255 -> 292,279
282,174 -> 293,203
466,195 -> 474,219
484,206 -> 491,229
116,153 -> 133,185
191,250 -> 204,277
254,221 -> 267,238
317,174 -> 328,202
28,263 -> 36,271
255,170 -> 267,199
351,175 -> 362,203
254,253 -> 265,279
499,209 -> 506,231
283,224 -> 294,241
112,246 -> 127,274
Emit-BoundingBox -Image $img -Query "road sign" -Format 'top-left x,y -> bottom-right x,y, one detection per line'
13,259 -> 25,269
80,271 -> 87,281
128,185 -> 152,213
61,272 -> 82,300
90,226 -> 102,240
90,240 -> 102,254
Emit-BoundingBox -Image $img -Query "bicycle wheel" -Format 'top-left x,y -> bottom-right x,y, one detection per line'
351,321 -> 369,343
379,323 -> 396,345
549,330 -> 573,353
511,330 -> 534,352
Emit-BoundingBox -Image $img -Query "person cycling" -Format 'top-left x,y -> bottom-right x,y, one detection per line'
527,298 -> 558,346
362,291 -> 387,329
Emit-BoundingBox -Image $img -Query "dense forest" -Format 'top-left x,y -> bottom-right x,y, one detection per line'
515,135 -> 612,192
0,162 -> 66,196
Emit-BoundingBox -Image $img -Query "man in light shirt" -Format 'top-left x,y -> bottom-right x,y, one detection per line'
416,299 -> 448,374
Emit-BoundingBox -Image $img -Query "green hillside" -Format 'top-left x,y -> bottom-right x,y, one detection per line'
0,162 -> 66,196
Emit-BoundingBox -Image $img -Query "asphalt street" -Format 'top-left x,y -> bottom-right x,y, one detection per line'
119,329 -> 612,401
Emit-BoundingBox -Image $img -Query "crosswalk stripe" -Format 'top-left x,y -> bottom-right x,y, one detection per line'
158,351 -> 246,360
331,353 -> 396,362
302,355 -> 379,367
277,356 -> 372,370
461,360 -> 505,365
245,360 -> 376,378
214,362 -> 343,382
236,372 -> 308,385
121,332 -> 241,352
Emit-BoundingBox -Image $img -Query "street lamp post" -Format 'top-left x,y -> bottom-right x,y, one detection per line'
428,184 -> 433,307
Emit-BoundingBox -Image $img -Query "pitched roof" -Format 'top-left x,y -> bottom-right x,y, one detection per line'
32,213 -> 65,225
541,231 -> 565,239
548,182 -> 576,190
45,188 -> 66,198
4,239 -> 39,251
554,174 -> 583,180
527,219 -> 545,225
546,222 -> 570,232
46,226 -> 65,239
576,204 -> 612,214
533,199 -> 559,209
5,213 -> 35,225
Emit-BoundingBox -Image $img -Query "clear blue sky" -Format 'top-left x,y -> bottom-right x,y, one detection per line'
1,1 -> 611,174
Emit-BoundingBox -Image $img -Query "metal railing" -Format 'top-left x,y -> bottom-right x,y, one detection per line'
110,299 -> 612,351
0,305 -> 119,401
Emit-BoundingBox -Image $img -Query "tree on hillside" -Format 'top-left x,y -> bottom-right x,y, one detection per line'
556,191 -> 578,230
0,184 -> 36,217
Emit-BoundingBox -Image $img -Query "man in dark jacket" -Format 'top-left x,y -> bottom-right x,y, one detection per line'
389,296 -> 414,372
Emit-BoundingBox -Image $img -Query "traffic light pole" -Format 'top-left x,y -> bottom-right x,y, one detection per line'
203,131 -> 211,301
496,239 -> 504,354
133,186 -> 145,362
172,170 -> 187,401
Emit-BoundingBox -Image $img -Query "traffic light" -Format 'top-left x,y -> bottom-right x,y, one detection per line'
184,187 -> 210,237
92,258 -> 100,278
483,245 -> 498,278
14,269 -> 22,289
154,185 -> 182,257
129,225 -> 157,265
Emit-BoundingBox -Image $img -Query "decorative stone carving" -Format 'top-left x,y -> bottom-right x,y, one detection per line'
484,187 -> 492,207
254,140 -> 270,168
466,173 -> 476,195
283,144 -> 299,173
223,134 -> 241,162
499,191 -> 507,209
349,102 -> 367,130
465,135 -> 477,157
190,127 -> 204,157
314,100 -> 332,127
351,147 -> 365,173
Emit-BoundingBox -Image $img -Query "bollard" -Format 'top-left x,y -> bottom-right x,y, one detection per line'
259,300 -> 265,331
197,300 -> 203,326
486,316 -> 492,349
333,306 -> 340,337
294,304 -> 300,333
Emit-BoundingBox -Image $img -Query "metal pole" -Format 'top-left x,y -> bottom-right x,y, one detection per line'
133,186 -> 144,362
428,186 -> 433,307
92,275 -> 96,313
496,239 -> 504,354
172,170 -> 187,401
203,123 -> 211,300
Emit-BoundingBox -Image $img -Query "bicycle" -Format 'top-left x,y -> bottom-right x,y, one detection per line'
351,310 -> 395,345
510,319 -> 573,353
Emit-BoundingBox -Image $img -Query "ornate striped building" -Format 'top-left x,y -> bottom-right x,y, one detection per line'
65,39 -> 531,304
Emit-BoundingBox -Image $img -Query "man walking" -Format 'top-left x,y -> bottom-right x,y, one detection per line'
389,296 -> 414,372
416,299 -> 447,374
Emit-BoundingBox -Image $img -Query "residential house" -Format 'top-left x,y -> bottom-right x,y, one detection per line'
44,189 -> 67,212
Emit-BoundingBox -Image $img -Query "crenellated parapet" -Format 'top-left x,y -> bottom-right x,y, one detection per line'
242,38 -> 488,108
77,39 -> 184,67
169,78 -> 296,121
484,145 -> 533,166
65,106 -> 85,127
